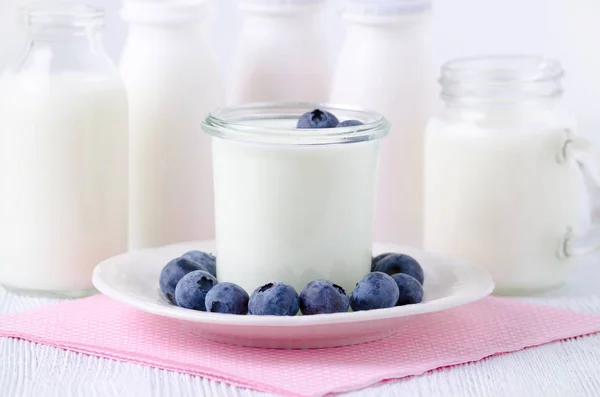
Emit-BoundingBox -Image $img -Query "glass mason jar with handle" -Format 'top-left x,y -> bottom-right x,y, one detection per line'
423,55 -> 600,295
0,3 -> 129,297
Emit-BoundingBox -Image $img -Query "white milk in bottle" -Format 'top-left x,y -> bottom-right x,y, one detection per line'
229,0 -> 331,104
330,0 -> 434,247
120,0 -> 225,249
0,4 -> 128,297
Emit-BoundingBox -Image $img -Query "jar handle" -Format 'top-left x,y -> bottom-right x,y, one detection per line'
559,129 -> 600,258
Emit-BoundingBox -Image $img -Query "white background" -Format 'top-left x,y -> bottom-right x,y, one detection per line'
1,0 -> 600,138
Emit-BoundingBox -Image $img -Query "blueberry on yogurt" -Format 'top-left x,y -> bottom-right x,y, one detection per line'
248,282 -> 300,316
338,119 -> 364,127
299,280 -> 350,315
205,282 -> 249,315
174,270 -> 218,311
159,257 -> 207,304
350,272 -> 399,312
297,109 -> 339,129
181,250 -> 217,277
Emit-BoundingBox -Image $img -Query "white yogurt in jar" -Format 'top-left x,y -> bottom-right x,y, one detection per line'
204,106 -> 389,294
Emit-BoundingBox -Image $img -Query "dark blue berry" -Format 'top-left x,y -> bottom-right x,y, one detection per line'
159,257 -> 206,304
391,274 -> 424,306
371,252 -> 392,272
174,270 -> 218,311
374,254 -> 424,284
350,272 -> 399,311
205,282 -> 249,315
248,282 -> 299,316
297,109 -> 339,129
181,250 -> 217,277
299,280 -> 350,315
338,119 -> 364,127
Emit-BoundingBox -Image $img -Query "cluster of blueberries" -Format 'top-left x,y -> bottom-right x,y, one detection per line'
158,110 -> 422,316
159,250 -> 425,316
296,108 -> 364,129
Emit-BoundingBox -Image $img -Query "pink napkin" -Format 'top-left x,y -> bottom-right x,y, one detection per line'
1,295 -> 600,397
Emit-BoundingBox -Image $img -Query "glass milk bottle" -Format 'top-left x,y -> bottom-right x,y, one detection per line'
120,0 -> 225,250
229,0 -> 331,104
330,0 -> 435,248
203,103 -> 389,294
424,55 -> 600,294
0,3 -> 129,297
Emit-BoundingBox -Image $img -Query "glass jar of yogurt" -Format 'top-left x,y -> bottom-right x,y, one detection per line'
202,103 -> 390,294
424,55 -> 600,294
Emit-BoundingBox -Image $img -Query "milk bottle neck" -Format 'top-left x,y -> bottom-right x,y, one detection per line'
25,4 -> 104,44
121,0 -> 211,26
342,0 -> 431,29
239,0 -> 325,17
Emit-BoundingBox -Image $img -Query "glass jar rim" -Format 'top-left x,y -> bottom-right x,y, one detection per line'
25,3 -> 103,25
439,55 -> 564,103
202,102 -> 390,146
441,55 -> 563,85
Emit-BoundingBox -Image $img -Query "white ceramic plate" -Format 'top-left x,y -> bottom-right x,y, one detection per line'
92,240 -> 494,349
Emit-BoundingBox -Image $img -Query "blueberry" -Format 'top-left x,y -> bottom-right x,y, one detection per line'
248,282 -> 299,316
338,120 -> 364,127
159,257 -> 206,304
181,250 -> 217,277
371,252 -> 392,272
350,272 -> 399,311
374,253 -> 424,285
174,270 -> 218,311
391,274 -> 424,306
204,282 -> 249,315
299,280 -> 350,315
297,109 -> 339,129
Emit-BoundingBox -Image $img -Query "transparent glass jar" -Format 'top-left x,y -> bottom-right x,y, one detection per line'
202,103 -> 390,295
0,3 -> 129,297
424,55 -> 600,295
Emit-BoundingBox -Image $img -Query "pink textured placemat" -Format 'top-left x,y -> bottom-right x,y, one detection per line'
1,296 -> 600,397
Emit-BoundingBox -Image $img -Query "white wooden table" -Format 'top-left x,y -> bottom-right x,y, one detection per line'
2,258 -> 600,397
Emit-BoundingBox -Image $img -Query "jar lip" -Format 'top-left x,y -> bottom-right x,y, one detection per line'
439,55 -> 564,103
203,102 -> 390,146
25,3 -> 104,24
441,55 -> 564,85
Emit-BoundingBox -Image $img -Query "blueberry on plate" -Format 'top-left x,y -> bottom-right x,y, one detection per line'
248,282 -> 300,316
350,272 -> 399,312
297,109 -> 339,129
371,252 -> 393,272
299,280 -> 350,315
205,282 -> 249,315
159,257 -> 206,304
338,119 -> 364,127
174,270 -> 218,311
181,250 -> 217,277
391,273 -> 424,306
374,253 -> 424,285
